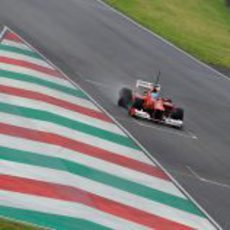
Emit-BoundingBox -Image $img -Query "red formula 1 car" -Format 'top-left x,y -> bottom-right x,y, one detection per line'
118,80 -> 184,128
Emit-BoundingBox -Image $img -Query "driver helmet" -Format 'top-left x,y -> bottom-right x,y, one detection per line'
152,84 -> 161,93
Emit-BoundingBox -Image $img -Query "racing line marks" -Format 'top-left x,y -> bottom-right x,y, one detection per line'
0,26 -> 218,229
201,178 -> 230,190
134,119 -> 198,140
186,166 -> 230,190
83,77 -> 198,140
186,166 -> 203,181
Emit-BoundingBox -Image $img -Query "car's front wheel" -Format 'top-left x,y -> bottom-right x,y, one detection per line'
171,108 -> 184,120
132,98 -> 144,110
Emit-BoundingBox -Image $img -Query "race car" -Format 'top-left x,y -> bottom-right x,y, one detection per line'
117,79 -> 184,128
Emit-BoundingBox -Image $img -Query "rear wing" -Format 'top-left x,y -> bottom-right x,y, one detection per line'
136,80 -> 153,90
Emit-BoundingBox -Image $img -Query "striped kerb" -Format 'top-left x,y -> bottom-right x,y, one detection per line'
0,28 -> 216,229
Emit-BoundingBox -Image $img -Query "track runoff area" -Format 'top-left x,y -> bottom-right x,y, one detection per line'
0,27 -> 217,230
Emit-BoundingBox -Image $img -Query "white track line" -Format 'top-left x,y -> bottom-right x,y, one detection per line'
83,78 -> 198,140
0,27 -> 8,41
134,120 -> 198,140
97,0 -> 229,82
94,3 -> 223,227
187,166 -> 230,190
1,39 -> 31,50
186,166 -> 203,180
5,26 -> 220,229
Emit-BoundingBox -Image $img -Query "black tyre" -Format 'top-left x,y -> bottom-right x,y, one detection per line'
154,109 -> 164,120
171,108 -> 184,120
118,88 -> 132,108
132,98 -> 144,110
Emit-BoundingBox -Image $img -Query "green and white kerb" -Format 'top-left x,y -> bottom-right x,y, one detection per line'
0,27 -> 216,230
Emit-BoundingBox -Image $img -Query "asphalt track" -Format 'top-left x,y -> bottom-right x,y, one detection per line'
0,0 -> 229,228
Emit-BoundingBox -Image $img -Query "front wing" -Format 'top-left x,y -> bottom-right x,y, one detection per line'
131,109 -> 183,129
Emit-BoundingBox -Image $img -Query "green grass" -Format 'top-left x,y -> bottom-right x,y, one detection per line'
104,0 -> 230,68
0,218 -> 43,230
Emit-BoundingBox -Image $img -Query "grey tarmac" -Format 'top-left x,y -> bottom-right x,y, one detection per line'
0,0 -> 229,228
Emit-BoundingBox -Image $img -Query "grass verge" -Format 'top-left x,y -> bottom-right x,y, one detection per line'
0,217 -> 43,230
104,0 -> 230,68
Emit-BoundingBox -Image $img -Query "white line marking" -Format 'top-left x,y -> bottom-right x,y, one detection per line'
83,77 -> 199,139
0,50 -> 52,68
5,26 -> 220,228
2,39 -> 31,50
187,166 -> 230,190
83,77 -> 198,140
201,178 -> 230,190
134,120 -> 198,140
0,134 -> 184,198
97,0 -> 230,83
0,190 -> 147,230
0,27 -> 8,41
94,2 -> 222,226
186,166 -> 203,180
0,161 -> 216,229
186,129 -> 198,140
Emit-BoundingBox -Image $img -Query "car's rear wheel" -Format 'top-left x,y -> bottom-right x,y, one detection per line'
118,88 -> 132,108
128,98 -> 144,117
171,108 -> 184,120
